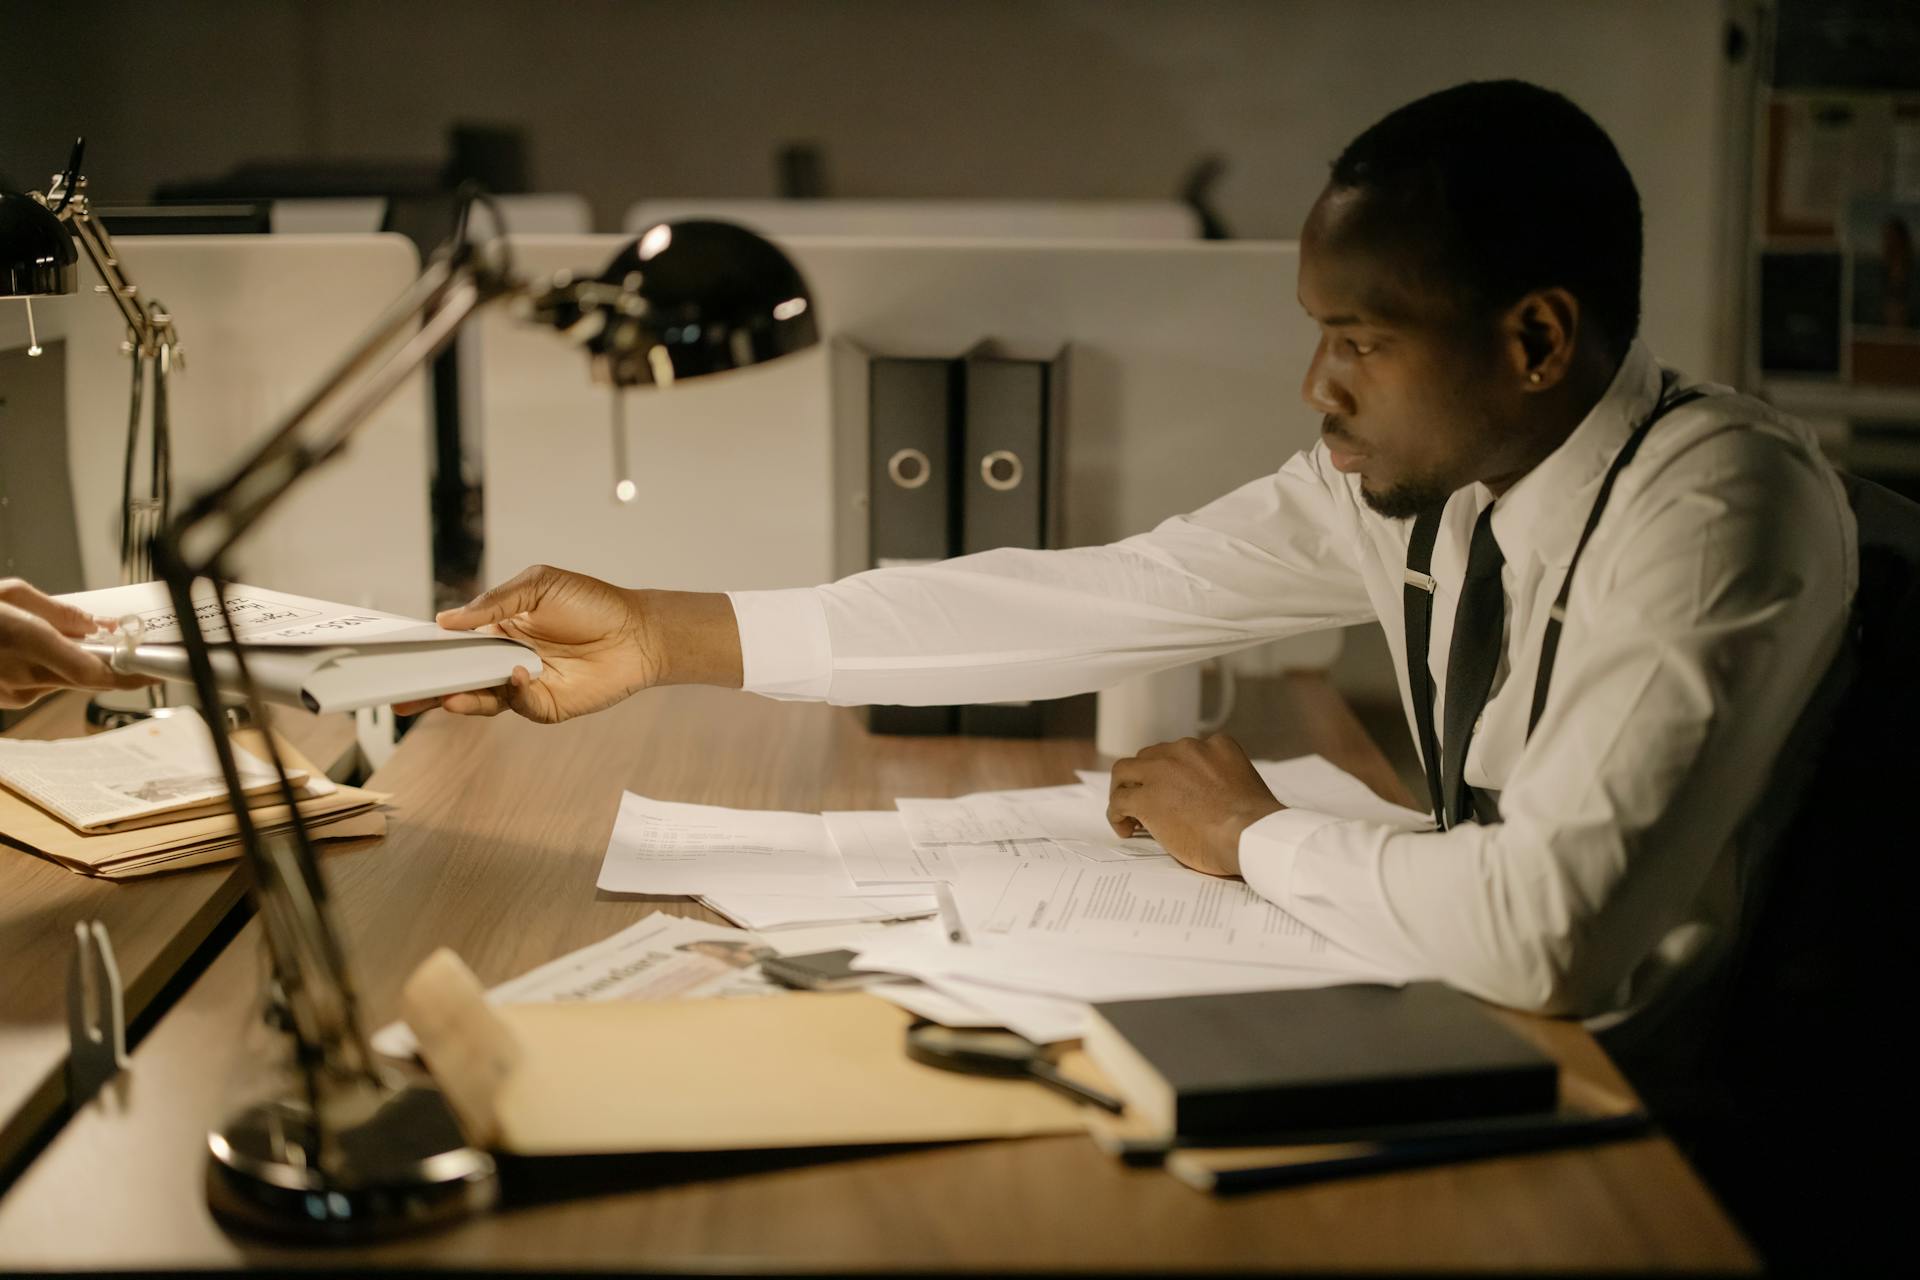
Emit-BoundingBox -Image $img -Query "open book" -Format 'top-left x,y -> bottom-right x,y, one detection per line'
59,581 -> 541,715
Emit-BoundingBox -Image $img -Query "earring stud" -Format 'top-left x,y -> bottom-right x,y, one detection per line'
1528,371 -> 1543,385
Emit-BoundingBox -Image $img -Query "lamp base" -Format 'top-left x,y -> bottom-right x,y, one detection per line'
87,687 -> 253,732
206,1081 -> 497,1243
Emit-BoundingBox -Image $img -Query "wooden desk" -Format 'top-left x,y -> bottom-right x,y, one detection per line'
0,680 -> 1756,1272
0,694 -> 359,1181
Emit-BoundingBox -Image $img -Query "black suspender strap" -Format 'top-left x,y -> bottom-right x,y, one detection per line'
1403,505 -> 1447,824
1525,378 -> 1708,738
1401,373 -> 1712,828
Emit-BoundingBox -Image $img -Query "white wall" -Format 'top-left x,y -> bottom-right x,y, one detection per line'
2,1 -> 1738,381
0,0 -> 1744,710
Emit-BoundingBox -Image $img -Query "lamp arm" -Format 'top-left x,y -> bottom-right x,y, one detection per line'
147,241 -> 519,1099
48,186 -> 167,351
167,245 -> 517,573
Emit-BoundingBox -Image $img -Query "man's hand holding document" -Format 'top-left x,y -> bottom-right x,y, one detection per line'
57,581 -> 542,715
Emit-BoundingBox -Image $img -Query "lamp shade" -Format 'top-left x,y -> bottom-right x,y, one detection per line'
0,190 -> 77,298
535,220 -> 818,388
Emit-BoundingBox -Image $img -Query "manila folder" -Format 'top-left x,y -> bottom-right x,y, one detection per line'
402,948 -> 1094,1156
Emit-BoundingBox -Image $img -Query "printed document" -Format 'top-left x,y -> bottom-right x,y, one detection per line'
372,912 -> 778,1057
65,580 -> 450,647
0,712 -> 300,832
697,890 -> 938,931
954,857 -> 1337,966
597,793 -> 861,896
823,810 -> 960,883
1079,753 -> 1431,829
58,581 -> 540,714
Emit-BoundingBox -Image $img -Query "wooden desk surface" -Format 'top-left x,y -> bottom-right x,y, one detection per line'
0,694 -> 359,1180
0,680 -> 1756,1272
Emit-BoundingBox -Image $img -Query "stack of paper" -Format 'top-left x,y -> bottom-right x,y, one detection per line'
589,754 -> 1431,1044
0,714 -> 386,880
57,580 -> 540,715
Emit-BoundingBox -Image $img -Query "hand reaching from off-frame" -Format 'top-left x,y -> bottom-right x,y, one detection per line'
0,578 -> 154,709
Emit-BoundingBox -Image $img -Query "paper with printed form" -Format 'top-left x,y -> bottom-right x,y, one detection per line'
1078,753 -> 1431,830
894,794 -> 1051,845
852,932 -> 1386,1004
58,580 -> 541,714
823,810 -> 961,884
955,857 -> 1337,967
698,890 -> 938,931
597,793 -> 861,896
891,785 -> 1175,864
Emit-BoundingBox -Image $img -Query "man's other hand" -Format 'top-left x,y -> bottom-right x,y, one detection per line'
0,578 -> 154,709
1106,733 -> 1284,877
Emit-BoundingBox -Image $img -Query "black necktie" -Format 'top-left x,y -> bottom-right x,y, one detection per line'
1441,504 -> 1506,827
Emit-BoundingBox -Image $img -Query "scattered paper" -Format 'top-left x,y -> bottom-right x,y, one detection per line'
852,933 -> 1386,1005
0,712 -> 298,833
751,914 -> 945,958
909,975 -> 1091,1045
698,890 -> 938,931
597,793 -> 860,896
823,810 -> 958,883
62,580 -> 446,647
954,857 -> 1337,966
894,794 -> 1051,845
1079,754 -> 1430,830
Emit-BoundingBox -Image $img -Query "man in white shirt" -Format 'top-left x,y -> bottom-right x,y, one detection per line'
403,81 -> 1856,1031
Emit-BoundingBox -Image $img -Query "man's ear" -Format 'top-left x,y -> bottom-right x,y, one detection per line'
1501,288 -> 1581,392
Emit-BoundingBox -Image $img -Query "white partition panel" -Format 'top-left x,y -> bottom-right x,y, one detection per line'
57,234 -> 433,618
480,236 -> 1341,670
626,200 -> 1198,241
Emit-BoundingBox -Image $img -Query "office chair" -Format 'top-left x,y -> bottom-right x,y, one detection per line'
1679,471 -> 1920,1267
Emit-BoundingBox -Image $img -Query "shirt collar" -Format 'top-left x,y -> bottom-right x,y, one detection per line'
1490,339 -> 1663,569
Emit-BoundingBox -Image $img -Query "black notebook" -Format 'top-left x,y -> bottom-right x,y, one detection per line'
1082,983 -> 1558,1141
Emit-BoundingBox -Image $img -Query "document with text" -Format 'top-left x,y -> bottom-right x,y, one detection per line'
953,857 -> 1338,966
597,793 -> 862,896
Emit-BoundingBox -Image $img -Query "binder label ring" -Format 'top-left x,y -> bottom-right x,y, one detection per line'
980,449 -> 1023,492
887,447 -> 932,490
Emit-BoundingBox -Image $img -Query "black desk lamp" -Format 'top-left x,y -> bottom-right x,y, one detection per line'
2,140 -> 186,726
143,194 -> 816,1241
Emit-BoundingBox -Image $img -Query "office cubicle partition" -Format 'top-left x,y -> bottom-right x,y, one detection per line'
624,200 -> 1198,241
476,235 -> 1340,672
52,234 -> 435,618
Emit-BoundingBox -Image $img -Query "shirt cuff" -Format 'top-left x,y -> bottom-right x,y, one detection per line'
1238,807 -> 1346,904
725,588 -> 833,700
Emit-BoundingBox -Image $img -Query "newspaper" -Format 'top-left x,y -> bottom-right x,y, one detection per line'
0,712 -> 305,833
60,580 -> 450,647
370,912 -> 781,1058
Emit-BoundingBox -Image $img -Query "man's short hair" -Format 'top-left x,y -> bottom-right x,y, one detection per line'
1329,80 -> 1643,358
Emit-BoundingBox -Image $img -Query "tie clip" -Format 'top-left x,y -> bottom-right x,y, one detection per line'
1403,569 -> 1437,594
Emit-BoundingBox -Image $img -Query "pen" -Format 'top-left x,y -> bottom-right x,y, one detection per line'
934,881 -> 970,945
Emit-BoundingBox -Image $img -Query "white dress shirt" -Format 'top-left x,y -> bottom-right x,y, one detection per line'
727,341 -> 1857,1019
